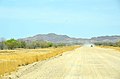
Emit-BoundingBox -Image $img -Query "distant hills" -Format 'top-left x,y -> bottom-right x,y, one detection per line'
19,33 -> 120,44
91,36 -> 120,43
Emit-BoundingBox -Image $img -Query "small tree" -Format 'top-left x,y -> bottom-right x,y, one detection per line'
5,39 -> 19,50
0,38 -> 6,50
47,42 -> 53,47
116,41 -> 120,47
0,42 -> 5,50
18,41 -> 26,48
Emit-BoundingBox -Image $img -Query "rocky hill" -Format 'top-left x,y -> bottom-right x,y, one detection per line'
19,33 -> 120,43
91,36 -> 120,43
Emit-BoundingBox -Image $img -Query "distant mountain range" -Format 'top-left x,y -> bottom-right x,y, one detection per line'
19,33 -> 120,44
91,36 -> 120,43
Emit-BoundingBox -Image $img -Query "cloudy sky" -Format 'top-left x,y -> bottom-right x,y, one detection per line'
0,0 -> 120,39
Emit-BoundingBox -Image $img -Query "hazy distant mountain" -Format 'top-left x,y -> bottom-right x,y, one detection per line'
19,33 -> 87,43
91,36 -> 120,43
19,33 -> 120,43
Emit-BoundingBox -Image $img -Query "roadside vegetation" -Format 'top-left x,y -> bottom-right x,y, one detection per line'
94,41 -> 120,51
0,38 -> 79,77
0,38 -> 67,50
0,46 -> 79,77
94,41 -> 120,47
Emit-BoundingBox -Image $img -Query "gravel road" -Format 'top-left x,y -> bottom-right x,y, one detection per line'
3,47 -> 120,79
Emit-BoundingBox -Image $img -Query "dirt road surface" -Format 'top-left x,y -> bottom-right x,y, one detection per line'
3,47 -> 120,79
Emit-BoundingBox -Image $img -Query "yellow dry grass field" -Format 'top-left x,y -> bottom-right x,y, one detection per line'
100,46 -> 120,51
0,46 -> 79,77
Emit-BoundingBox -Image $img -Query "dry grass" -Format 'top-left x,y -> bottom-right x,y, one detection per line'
99,46 -> 120,52
0,46 -> 79,76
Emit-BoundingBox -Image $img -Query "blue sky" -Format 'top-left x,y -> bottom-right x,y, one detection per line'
0,0 -> 120,39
